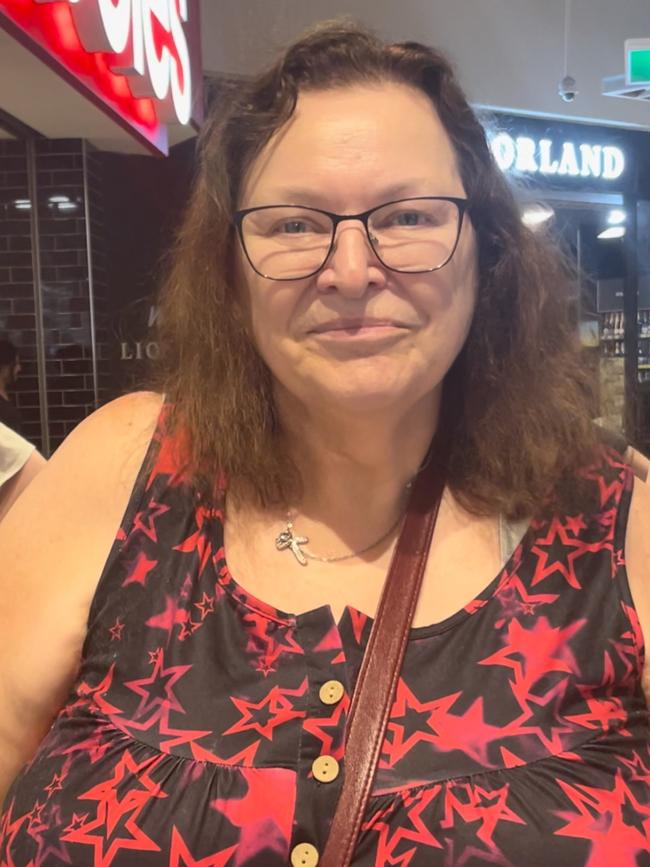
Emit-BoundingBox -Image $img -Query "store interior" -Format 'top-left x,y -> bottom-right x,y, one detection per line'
519,192 -> 650,452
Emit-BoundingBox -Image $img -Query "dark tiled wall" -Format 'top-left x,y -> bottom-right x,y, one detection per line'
0,138 -> 110,453
0,139 -> 40,447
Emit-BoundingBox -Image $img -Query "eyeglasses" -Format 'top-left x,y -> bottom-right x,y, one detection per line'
233,196 -> 468,281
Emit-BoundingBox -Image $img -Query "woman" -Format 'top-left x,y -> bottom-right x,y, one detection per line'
1,20 -> 649,867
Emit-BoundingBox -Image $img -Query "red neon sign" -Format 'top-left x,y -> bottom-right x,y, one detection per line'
0,0 -> 203,155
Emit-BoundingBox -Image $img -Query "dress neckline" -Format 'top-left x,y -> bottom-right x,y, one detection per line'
214,511 -> 536,641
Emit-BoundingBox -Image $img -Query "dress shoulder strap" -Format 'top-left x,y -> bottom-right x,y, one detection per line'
85,398 -> 187,629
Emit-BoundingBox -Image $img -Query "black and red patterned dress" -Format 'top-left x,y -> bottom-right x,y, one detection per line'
1,409 -> 649,867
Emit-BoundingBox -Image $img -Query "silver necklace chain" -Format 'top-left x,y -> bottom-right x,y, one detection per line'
275,510 -> 406,566
274,455 -> 434,567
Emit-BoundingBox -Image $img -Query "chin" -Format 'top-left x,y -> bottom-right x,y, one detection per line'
312,368 -> 428,415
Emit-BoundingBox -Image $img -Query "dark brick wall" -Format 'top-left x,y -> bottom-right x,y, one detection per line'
0,133 -> 193,454
85,146 -> 112,406
0,138 -> 110,453
99,137 -> 195,397
0,139 -> 40,447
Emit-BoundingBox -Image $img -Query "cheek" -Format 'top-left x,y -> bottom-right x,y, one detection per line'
417,254 -> 477,337
411,247 -> 477,369
236,253 -> 274,343
244,270 -> 300,367
445,233 -> 479,335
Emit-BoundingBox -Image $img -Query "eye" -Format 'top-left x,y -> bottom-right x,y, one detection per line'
374,207 -> 437,230
279,220 -> 310,234
269,218 -> 330,236
393,211 -> 429,227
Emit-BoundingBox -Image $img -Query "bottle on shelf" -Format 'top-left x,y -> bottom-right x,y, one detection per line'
643,310 -> 650,338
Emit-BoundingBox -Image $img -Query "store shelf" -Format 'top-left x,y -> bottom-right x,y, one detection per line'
601,336 -> 650,341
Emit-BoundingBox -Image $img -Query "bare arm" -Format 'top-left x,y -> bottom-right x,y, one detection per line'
625,463 -> 650,704
0,450 -> 47,522
0,391 -> 162,804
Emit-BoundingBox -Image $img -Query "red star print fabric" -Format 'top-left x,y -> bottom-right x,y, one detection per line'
1,408 -> 649,866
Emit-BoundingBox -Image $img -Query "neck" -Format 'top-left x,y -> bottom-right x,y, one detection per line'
276,388 -> 442,548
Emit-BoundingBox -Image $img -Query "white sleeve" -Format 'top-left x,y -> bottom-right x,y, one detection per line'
0,422 -> 36,487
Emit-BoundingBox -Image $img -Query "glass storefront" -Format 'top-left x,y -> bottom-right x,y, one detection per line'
489,113 -> 650,451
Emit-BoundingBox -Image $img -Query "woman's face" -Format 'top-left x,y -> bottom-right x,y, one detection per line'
237,82 -> 478,418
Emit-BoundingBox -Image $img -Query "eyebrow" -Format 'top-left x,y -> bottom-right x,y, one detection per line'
253,180 -> 445,209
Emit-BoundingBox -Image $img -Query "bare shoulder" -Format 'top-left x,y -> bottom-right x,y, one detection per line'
10,390 -> 164,521
0,391 -> 163,740
0,389 -> 165,571
0,388 -> 163,538
54,389 -> 164,463
625,465 -> 650,701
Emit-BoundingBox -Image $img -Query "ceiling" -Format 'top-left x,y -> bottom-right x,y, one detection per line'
0,22 -> 196,154
0,0 -> 648,154
201,0 -> 650,131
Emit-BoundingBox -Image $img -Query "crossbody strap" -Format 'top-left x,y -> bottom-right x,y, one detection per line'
319,447 -> 447,867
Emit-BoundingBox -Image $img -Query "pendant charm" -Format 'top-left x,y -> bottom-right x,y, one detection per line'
275,525 -> 310,566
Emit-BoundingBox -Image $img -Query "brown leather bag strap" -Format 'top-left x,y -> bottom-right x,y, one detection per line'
319,449 -> 446,867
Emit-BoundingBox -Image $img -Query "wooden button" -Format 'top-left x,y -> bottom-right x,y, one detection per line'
290,842 -> 319,867
312,754 -> 340,783
319,680 -> 345,705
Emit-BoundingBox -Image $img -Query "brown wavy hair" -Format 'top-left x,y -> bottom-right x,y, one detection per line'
153,17 -> 601,519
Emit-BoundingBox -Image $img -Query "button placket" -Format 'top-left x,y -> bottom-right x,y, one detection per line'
290,609 -> 351,858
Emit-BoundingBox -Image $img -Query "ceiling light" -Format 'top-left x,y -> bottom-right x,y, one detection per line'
47,194 -> 79,212
607,209 -> 626,225
598,226 -> 626,240
522,204 -> 555,228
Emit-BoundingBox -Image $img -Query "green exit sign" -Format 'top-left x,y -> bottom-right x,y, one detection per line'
626,38 -> 650,86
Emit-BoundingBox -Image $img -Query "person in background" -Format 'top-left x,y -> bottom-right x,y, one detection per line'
624,444 -> 649,483
0,422 -> 46,521
0,340 -> 23,436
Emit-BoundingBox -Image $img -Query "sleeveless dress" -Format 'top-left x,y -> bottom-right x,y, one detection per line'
1,409 -> 649,867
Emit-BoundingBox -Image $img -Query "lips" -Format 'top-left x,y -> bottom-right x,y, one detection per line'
309,318 -> 410,334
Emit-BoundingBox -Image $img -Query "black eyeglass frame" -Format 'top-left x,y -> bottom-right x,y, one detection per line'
232,196 -> 469,281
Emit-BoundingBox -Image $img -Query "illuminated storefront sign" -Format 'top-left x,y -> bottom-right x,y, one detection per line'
0,0 -> 202,154
490,132 -> 626,182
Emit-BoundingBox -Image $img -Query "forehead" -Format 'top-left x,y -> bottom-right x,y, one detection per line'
240,83 -> 463,208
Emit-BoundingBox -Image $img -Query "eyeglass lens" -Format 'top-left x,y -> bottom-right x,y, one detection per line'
241,198 -> 461,280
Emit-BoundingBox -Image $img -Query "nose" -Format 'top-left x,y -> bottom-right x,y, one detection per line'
315,220 -> 387,298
